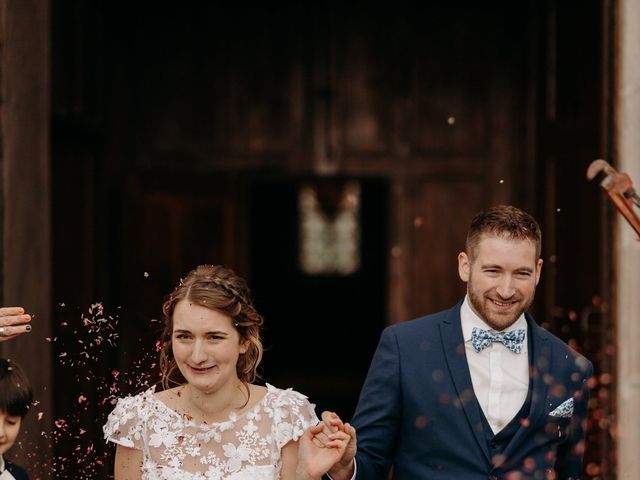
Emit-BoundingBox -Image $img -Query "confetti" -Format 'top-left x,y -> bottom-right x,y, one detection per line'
24,301 -> 161,478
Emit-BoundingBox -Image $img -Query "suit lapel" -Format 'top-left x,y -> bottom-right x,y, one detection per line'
501,313 -> 551,459
439,304 -> 491,463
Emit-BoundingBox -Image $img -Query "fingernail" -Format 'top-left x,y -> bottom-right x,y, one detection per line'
25,325 -> 32,332
24,314 -> 31,321
18,308 -> 24,314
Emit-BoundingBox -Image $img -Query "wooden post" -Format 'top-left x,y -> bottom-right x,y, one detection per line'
616,0 -> 640,477
0,0 -> 53,476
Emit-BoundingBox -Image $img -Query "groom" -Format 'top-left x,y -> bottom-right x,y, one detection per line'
325,205 -> 592,480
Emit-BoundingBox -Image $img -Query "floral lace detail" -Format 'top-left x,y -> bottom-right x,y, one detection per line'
103,384 -> 318,479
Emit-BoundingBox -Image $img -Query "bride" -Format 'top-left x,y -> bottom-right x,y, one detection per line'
103,264 -> 352,480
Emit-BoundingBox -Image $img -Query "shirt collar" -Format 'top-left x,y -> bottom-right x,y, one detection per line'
0,455 -> 5,472
0,464 -> 17,480
461,295 -> 527,342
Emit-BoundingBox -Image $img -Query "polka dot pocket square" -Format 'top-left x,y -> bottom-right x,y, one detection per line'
549,397 -> 574,418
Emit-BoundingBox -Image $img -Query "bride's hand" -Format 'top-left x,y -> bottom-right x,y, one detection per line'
296,423 -> 353,480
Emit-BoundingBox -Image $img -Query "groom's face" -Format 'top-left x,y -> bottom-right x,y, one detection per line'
458,234 -> 542,331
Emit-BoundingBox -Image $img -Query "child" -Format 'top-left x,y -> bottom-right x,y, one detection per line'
0,358 -> 32,480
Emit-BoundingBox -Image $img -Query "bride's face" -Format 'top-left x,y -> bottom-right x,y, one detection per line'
171,300 -> 247,394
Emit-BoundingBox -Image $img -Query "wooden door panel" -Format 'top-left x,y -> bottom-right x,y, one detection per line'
410,179 -> 487,317
335,31 -> 394,156
129,7 -> 301,166
117,174 -> 244,388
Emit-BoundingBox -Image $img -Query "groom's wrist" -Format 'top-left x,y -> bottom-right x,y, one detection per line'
327,458 -> 356,480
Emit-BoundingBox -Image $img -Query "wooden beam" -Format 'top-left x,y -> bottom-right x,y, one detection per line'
0,0 -> 53,476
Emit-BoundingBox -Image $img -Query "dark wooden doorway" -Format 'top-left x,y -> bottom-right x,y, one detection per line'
249,176 -> 388,418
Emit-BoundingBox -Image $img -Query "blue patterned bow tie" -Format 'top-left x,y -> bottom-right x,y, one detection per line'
471,327 -> 526,354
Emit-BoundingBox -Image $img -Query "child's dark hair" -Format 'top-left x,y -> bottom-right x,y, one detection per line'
0,358 -> 33,417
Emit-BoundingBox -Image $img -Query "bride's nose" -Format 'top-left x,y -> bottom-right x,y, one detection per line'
189,339 -> 208,364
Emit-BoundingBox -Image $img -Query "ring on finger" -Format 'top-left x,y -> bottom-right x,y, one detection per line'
0,327 -> 5,336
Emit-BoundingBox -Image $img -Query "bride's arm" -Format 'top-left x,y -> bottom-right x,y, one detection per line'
114,445 -> 143,480
281,440 -> 303,480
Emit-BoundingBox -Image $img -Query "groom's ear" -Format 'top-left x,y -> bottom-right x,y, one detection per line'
535,258 -> 543,285
458,252 -> 470,282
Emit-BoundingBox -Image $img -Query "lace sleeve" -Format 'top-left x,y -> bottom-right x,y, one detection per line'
270,387 -> 319,449
103,390 -> 149,450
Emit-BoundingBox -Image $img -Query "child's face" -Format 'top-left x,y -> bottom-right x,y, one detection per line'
0,411 -> 22,455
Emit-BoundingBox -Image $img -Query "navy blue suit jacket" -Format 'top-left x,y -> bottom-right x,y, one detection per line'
351,302 -> 592,480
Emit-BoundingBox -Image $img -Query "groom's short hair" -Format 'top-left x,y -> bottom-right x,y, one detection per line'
466,205 -> 542,261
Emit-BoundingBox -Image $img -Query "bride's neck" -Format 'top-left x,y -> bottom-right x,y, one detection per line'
184,381 -> 249,421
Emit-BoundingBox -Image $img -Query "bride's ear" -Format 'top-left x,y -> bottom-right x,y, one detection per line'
239,338 -> 249,354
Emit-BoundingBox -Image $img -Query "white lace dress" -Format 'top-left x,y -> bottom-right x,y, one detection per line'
103,384 -> 318,480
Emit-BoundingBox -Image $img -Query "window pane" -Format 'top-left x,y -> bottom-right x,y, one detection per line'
299,181 -> 361,275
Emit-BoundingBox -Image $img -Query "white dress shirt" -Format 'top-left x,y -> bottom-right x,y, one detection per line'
461,295 -> 529,434
0,456 -> 17,480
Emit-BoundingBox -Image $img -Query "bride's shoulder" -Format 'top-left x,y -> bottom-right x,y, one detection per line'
248,383 -> 268,397
107,386 -> 157,420
262,383 -> 312,405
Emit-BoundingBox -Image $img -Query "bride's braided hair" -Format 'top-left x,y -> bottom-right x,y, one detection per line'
159,265 -> 264,390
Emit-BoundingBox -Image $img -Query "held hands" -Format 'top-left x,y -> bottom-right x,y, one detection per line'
0,307 -> 31,342
298,412 -> 356,480
296,423 -> 353,480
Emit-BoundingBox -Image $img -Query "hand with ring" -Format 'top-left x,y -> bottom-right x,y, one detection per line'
0,307 -> 32,342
